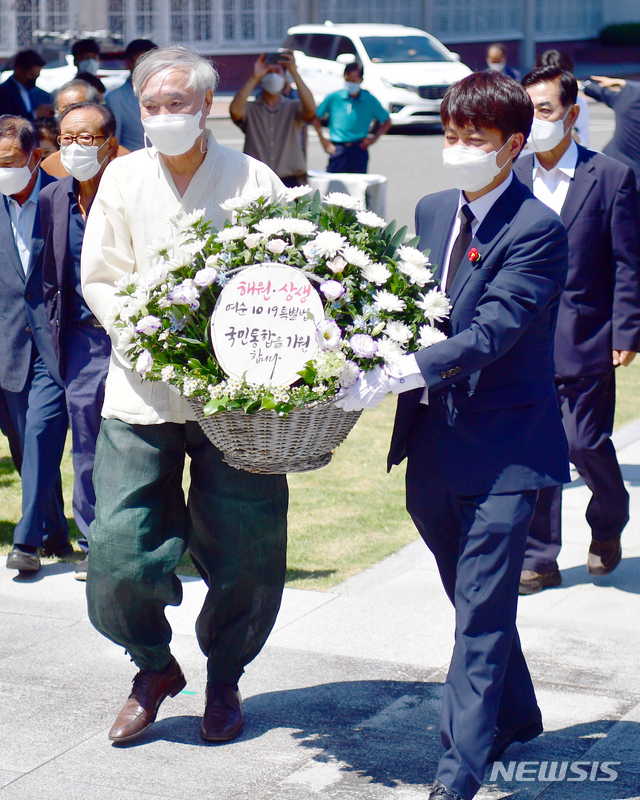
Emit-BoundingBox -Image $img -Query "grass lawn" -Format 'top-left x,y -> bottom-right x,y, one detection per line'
2,358 -> 639,589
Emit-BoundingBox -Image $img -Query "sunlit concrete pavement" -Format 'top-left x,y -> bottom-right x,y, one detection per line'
1,419 -> 639,800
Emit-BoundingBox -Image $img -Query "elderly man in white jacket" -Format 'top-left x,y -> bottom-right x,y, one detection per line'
81,45 -> 287,746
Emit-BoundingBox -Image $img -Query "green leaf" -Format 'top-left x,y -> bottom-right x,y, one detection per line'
404,236 -> 421,249
311,190 -> 322,216
383,220 -> 397,241
203,396 -> 228,416
179,336 -> 204,346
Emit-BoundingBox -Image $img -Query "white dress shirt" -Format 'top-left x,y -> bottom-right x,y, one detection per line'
531,139 -> 578,215
81,131 -> 285,426
388,172 -> 515,402
7,170 -> 41,273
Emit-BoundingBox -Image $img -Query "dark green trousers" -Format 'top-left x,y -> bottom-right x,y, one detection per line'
86,418 -> 288,685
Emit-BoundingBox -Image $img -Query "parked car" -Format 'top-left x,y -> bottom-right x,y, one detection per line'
0,54 -> 129,96
283,22 -> 472,127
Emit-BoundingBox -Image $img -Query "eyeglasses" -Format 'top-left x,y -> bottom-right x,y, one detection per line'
57,133 -> 107,146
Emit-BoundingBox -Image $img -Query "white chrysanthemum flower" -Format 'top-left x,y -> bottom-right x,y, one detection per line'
135,350 -> 154,376
244,233 -> 263,249
304,230 -> 347,259
114,273 -> 140,293
241,188 -> 271,204
339,360 -> 361,388
323,192 -> 364,211
119,295 -> 148,321
418,325 -> 447,348
342,244 -> 371,269
145,262 -> 169,290
283,184 -> 313,202
385,321 -> 413,344
373,289 -> 406,313
146,236 -> 173,261
376,336 -> 405,365
103,301 -> 123,334
361,261 -> 391,286
116,324 -> 136,351
161,365 -> 176,382
166,248 -> 193,271
316,319 -> 342,350
327,255 -> 347,274
356,210 -> 386,228
267,238 -> 287,255
172,208 -> 205,231
254,218 -> 286,236
179,238 -> 207,257
417,289 -> 451,323
409,264 -> 434,287
398,245 -> 430,268
280,218 -> 317,236
215,226 -> 249,243
313,349 -> 346,379
220,195 -> 251,211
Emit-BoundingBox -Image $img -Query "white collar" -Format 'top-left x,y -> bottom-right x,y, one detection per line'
458,171 -> 514,228
534,139 -> 579,178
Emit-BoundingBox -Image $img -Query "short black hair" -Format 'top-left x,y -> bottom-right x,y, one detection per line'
14,49 -> 46,70
0,114 -> 39,153
344,62 -> 363,79
125,38 -> 158,61
72,39 -> 100,60
59,102 -> 116,139
75,72 -> 106,95
35,117 -> 60,146
441,71 -> 533,146
522,66 -> 578,108
536,49 -> 574,73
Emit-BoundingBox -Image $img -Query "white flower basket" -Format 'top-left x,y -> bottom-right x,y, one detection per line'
188,398 -> 362,474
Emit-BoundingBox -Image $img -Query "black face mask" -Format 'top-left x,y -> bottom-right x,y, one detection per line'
24,78 -> 37,90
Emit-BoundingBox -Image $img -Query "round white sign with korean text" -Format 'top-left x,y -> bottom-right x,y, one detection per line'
210,263 -> 324,386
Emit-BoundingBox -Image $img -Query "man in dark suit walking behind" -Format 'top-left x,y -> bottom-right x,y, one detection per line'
0,115 -> 71,571
513,66 -> 640,593
338,72 -> 569,799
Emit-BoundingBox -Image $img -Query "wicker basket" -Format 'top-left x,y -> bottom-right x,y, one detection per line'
188,398 -> 363,474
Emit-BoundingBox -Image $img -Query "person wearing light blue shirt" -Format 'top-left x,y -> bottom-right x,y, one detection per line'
105,39 -> 157,152
316,62 -> 391,173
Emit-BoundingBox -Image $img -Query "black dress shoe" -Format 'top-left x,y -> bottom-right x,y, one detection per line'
428,780 -> 467,800
108,655 -> 186,743
201,682 -> 244,742
42,540 -> 75,559
519,568 -> 562,595
6,547 -> 41,572
588,536 -> 621,576
488,708 -> 543,762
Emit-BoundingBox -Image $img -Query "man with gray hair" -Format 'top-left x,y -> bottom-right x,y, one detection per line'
81,45 -> 288,745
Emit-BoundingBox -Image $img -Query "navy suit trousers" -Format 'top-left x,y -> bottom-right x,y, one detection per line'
62,324 -> 111,544
525,371 -> 629,573
5,351 -> 69,549
406,408 -> 538,799
326,140 -> 369,173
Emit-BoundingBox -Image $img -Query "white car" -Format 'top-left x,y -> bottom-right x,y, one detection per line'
1,54 -> 129,96
284,22 -> 472,127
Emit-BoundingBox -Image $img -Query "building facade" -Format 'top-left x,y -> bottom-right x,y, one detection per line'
0,0 -> 634,63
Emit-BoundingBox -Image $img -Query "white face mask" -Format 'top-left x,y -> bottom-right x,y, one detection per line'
78,58 -> 100,75
487,60 -> 506,73
442,136 -> 514,193
527,107 -> 572,153
345,81 -> 361,96
142,104 -> 205,157
0,155 -> 38,196
60,141 -> 109,181
260,73 -> 286,95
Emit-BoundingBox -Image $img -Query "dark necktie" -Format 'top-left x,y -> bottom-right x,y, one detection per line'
446,204 -> 475,294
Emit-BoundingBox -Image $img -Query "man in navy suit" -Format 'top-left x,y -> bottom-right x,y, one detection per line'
338,72 -> 569,799
513,66 -> 640,593
0,50 -> 51,120
0,115 -> 71,572
39,101 -> 117,580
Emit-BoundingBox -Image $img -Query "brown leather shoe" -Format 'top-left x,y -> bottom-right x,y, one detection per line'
588,536 -> 621,576
108,656 -> 186,743
519,568 -> 562,595
201,682 -> 244,742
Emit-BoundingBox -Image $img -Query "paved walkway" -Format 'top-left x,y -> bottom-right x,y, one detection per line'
1,424 -> 640,799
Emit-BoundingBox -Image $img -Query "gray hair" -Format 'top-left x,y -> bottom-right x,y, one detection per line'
53,79 -> 101,110
132,45 -> 219,99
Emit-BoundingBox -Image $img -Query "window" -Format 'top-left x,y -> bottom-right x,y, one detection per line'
306,33 -> 337,60
284,33 -> 310,54
335,36 -> 357,59
360,35 -> 452,63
